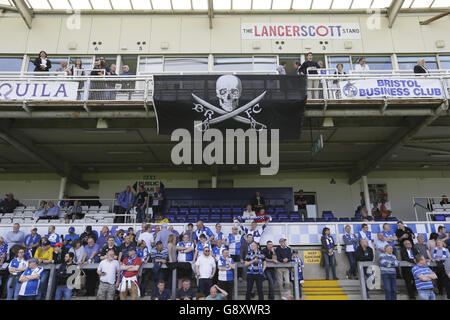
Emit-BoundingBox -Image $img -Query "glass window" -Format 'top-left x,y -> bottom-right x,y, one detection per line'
352,56 -> 392,70
138,56 -> 163,73
164,57 -> 208,72
253,56 -> 277,71
213,56 -> 252,71
397,55 -> 438,71
28,56 -> 68,72
279,56 -> 301,75
439,55 -> 450,69
0,57 -> 23,72
327,56 -> 351,74
121,55 -> 138,75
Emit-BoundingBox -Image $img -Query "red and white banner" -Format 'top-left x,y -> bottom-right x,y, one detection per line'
241,23 -> 362,40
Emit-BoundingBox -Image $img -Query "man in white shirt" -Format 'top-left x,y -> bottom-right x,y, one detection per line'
96,250 -> 120,300
354,57 -> 370,72
137,224 -> 154,250
195,247 -> 216,296
242,204 -> 256,223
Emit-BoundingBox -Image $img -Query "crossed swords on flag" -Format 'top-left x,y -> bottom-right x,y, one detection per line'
191,91 -> 268,132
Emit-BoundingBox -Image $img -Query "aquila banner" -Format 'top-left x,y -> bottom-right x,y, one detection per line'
339,79 -> 444,99
241,23 -> 362,40
153,75 -> 307,140
0,81 -> 78,101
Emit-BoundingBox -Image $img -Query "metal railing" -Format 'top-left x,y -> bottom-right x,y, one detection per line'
413,196 -> 450,221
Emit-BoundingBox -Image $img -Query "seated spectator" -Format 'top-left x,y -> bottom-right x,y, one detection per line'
151,280 -> 171,300
35,200 -> 47,219
128,227 -> 136,243
150,241 -> 168,288
54,252 -> 75,300
7,247 -> 28,300
395,221 -> 415,248
45,201 -> 60,219
155,214 -> 169,224
45,225 -> 61,247
414,234 -> 431,261
0,193 -> 22,214
34,240 -> 53,299
412,254 -> 437,300
342,225 -> 358,279
33,51 -> 51,72
64,200 -> 83,223
53,243 -> 64,264
400,240 -> 418,300
63,226 -> 79,251
375,232 -> 389,256
440,195 -> 449,206
18,258 -> 43,300
5,223 -> 25,249
360,208 -> 374,222
115,229 -> 125,247
320,228 -> 337,280
242,204 -> 256,223
82,237 -> 100,296
80,226 -> 97,246
69,239 -> 84,264
195,246 -> 216,296
290,249 -> 304,299
118,235 -> 136,262
100,235 -> 119,260
22,227 -> 41,258
96,226 -> 110,249
176,279 -> 196,300
379,244 -> 399,300
379,200 -> 391,220
431,239 -> 449,295
97,250 -> 120,300
0,237 -> 7,265
355,239 -> 374,299
251,191 -> 265,212
118,247 -> 142,300
414,58 -> 429,74
206,284 -> 228,300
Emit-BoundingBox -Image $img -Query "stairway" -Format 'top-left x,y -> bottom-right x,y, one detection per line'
302,280 -> 348,300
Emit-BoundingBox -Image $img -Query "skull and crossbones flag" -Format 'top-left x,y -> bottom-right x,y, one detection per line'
152,74 -> 307,140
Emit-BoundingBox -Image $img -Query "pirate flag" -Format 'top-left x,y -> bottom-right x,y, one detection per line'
152,74 -> 307,140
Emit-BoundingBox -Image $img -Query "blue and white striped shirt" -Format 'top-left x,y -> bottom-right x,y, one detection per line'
196,241 -> 212,258
241,224 -> 267,244
177,241 -> 195,262
45,232 -> 61,247
150,247 -> 168,261
227,233 -> 242,256
136,247 -> 149,260
9,258 -> 28,276
19,266 -> 43,296
379,253 -> 399,275
290,257 -> 304,283
218,256 -> 234,281
432,247 -> 448,261
412,265 -> 434,290
212,245 -> 226,261
245,250 -> 265,275
193,226 -> 214,242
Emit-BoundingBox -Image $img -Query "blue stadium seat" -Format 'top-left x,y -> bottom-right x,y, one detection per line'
168,207 -> 178,214
175,215 -> 186,223
290,213 -> 301,222
221,214 -> 232,222
190,207 -> 200,214
328,217 -> 338,222
179,207 -> 189,214
232,207 -> 242,214
375,218 -> 386,221
200,207 -> 211,214
199,214 -> 209,222
339,217 -> 350,222
186,214 -> 198,223
165,215 -> 175,223
211,207 -> 221,214
316,218 -> 326,222
275,207 -> 285,212
351,217 -> 359,221
303,218 -> 315,222
210,214 -> 221,222
434,214 -> 446,221
278,213 -> 289,222
221,207 -> 232,214
387,217 -> 398,221
322,211 -> 334,220
266,207 -> 274,214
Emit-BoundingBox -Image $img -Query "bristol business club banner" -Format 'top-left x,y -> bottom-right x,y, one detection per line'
339,79 -> 444,99
241,23 -> 362,40
152,75 -> 307,140
0,81 -> 78,101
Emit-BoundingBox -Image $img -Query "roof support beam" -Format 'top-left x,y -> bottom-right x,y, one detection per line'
208,0 -> 214,29
11,0 -> 33,29
387,0 -> 405,28
348,101 -> 448,185
420,11 -> 450,25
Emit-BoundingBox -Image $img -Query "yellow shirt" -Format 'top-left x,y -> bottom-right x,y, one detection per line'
155,218 -> 169,224
34,246 -> 54,261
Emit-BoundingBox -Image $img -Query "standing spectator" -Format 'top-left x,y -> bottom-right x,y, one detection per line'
275,237 -> 292,293
118,248 -> 142,300
109,64 -> 117,75
180,223 -> 194,242
293,61 -> 301,75
115,186 -> 135,223
99,235 -> 119,260
176,279 -> 196,300
53,243 -> 64,264
427,232 -> 438,254
151,280 -> 171,300
22,227 -> 41,257
45,225 -> 61,247
168,226 -> 179,238
412,254 -> 437,300
437,225 -> 449,242
0,236 -> 7,264
342,225 -> 358,279
300,52 -> 320,99
96,226 -> 110,249
240,234 -> 254,276
355,239 -> 374,299
212,238 -> 226,261
73,59 -> 85,76
242,204 -> 256,223
290,249 -> 304,299
217,248 -> 235,300
251,191 -> 265,212
414,58 -> 429,74
354,57 -> 370,72
206,284 -> 228,300
135,222 -> 146,239
0,193 -> 22,214
155,223 -> 171,248
395,221 -> 415,248
194,234 -> 211,262
63,226 -> 79,251
69,239 -> 84,264
321,228 -> 337,280
136,240 -> 150,262
193,220 -> 214,244
54,252 -> 76,300
277,61 -> 287,75
195,246 -> 216,296
262,240 -> 278,300
255,208 -> 270,223
213,223 -> 224,243
295,189 -> 308,220
238,219 -> 269,244
150,241 -> 168,288
358,223 -> 374,249
414,235 -> 431,261
176,233 -> 195,288
118,235 -> 136,262
34,240 -> 53,299
375,232 -> 389,256
33,51 -> 51,72
135,185 -> 149,223
151,187 -> 164,217
18,258 -> 43,300
82,237 -> 100,296
56,60 -> 72,75
166,234 -> 178,289
97,249 -> 120,300
444,252 -> 450,300
137,224 -> 155,251
7,247 -> 28,300
244,241 -> 266,300
64,200 -> 83,223
227,226 -> 242,266
80,226 -> 97,246
379,244 -> 399,300
4,223 -> 25,250
400,239 -> 418,300
431,239 -> 449,295
381,223 -> 398,256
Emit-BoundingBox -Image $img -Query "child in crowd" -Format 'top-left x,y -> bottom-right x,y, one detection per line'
290,249 -> 304,299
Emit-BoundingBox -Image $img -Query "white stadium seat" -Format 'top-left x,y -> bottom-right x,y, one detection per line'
1,218 -> 12,224
81,206 -> 89,211
89,206 -> 99,210
26,206 -> 36,210
100,206 -> 110,211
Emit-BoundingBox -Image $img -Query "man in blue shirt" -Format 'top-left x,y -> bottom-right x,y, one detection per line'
244,242 -> 266,300
412,254 -> 438,300
193,220 -> 214,244
115,186 -> 135,223
45,225 -> 61,247
18,258 -> 43,300
22,227 -> 41,257
64,226 -> 79,250
217,248 -> 235,300
381,223 -> 398,256
46,201 -> 60,219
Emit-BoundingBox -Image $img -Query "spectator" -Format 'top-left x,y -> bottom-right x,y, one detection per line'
335,63 -> 346,76
445,251 -> 450,300
395,221 -> 415,248
242,204 -> 256,223
255,208 -> 270,223
295,189 -> 308,220
82,237 -> 100,296
342,225 -> 358,279
127,227 -> 136,243
277,61 -> 287,75
275,237 -> 292,293
358,223 -> 374,249
176,279 -> 196,300
136,240 -> 150,262
33,51 -> 51,72
180,223 -> 194,242
290,249 -> 304,299
244,241 -> 266,300
194,234 -> 212,262
35,200 -> 47,219
427,232 -> 438,254
69,239 -> 84,264
195,246 -> 216,296
98,57 -> 111,75
414,58 -> 429,74
262,240 -> 277,300
431,239 -> 449,295
34,240 -> 53,299
379,200 -> 391,220
53,243 -> 64,264
217,248 -> 235,300
121,65 -> 132,75
150,241 -> 168,288
80,225 -> 97,246
176,233 -> 195,288
206,284 -> 228,300
412,254 -> 437,300
118,235 -> 136,262
151,187 -> 164,217
375,232 -> 389,256
90,60 -> 104,76
0,236 -> 7,264
45,225 -> 61,247
56,60 -> 73,75
379,244 -> 399,300
212,238 -> 226,261
114,229 -> 125,247
118,247 -> 142,300
22,227 -> 41,258
196,292 -> 206,300
18,258 -> 43,300
320,228 -> 337,280
437,225 -> 449,242
63,226 -> 79,251
155,214 -> 169,224
155,223 -> 171,248
440,195 -> 449,206
96,226 -> 110,249
109,64 -> 117,76
115,186 -> 135,223
193,220 -> 214,244
400,239 -> 418,300
137,224 -> 155,250
4,223 -> 25,250
166,234 -> 178,289
97,249 -> 120,300
168,225 -> 179,238
135,222 -> 147,239
153,225 -> 161,239
240,234 -> 254,268
300,53 -> 320,99
135,185 -> 149,223
227,226 -> 242,267
151,280 -> 171,300
45,201 -> 60,219
354,57 -> 370,72
54,252 -> 75,300
213,223 -> 224,243
237,219 -> 269,244
64,200 -> 83,223
355,239 -> 374,299
414,234 -> 431,261
251,191 -> 265,212
360,208 -> 374,221
73,59 -> 85,76
381,223 -> 398,256
7,247 -> 28,300
99,235 -> 119,260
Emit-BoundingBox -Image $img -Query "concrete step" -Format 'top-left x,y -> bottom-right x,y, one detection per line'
305,294 -> 348,300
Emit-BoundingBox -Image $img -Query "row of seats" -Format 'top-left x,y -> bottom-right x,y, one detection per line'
168,206 -> 287,215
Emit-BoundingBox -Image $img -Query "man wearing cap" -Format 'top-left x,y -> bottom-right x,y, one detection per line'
97,249 -> 120,300
45,225 -> 61,247
52,243 -> 64,264
275,237 -> 292,295
64,227 -> 79,251
18,258 -> 43,300
23,228 -> 41,257
34,240 -> 53,299
118,247 -> 142,300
